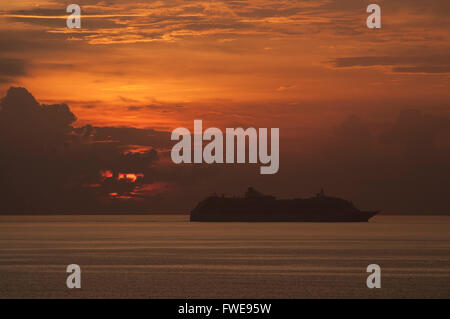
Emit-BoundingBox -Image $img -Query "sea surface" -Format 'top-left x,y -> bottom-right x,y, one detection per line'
0,215 -> 449,298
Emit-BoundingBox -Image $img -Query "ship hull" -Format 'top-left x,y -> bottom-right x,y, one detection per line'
190,193 -> 380,222
190,211 -> 379,222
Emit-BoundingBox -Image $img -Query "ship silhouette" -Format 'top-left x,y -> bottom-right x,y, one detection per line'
190,187 -> 380,222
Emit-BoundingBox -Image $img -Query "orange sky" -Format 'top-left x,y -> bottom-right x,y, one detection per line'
1,0 -> 449,132
0,1 -> 450,212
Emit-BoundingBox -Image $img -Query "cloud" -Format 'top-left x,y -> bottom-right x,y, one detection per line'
1,87 -> 450,213
0,58 -> 27,77
0,87 -> 171,213
392,66 -> 450,74
276,85 -> 296,92
79,126 -> 171,149
281,110 -> 450,212
127,106 -> 143,111
330,55 -> 450,74
0,58 -> 28,83
380,109 -> 450,152
0,0 -> 361,45
0,1 -> 449,213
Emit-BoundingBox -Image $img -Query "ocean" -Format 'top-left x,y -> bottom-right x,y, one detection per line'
0,215 -> 449,298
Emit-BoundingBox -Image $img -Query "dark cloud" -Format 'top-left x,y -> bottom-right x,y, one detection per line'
125,103 -> 186,113
277,110 -> 450,213
0,29 -> 78,59
6,6 -> 125,29
380,109 -> 450,153
0,58 -> 28,83
0,87 -> 170,213
1,87 -> 450,214
79,104 -> 97,109
330,55 -> 450,74
324,0 -> 450,16
331,55 -> 450,67
127,106 -> 143,111
0,58 -> 28,77
121,109 -> 450,214
392,66 -> 450,74
2,0 -> 450,47
78,126 -> 171,149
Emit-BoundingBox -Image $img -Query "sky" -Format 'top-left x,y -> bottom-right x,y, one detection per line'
0,1 -> 449,213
